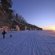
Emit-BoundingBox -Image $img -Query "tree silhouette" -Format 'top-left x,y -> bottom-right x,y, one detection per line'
1,0 -> 12,10
0,0 -> 13,24
15,13 -> 27,24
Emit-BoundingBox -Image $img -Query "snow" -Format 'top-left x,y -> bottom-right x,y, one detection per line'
0,30 -> 55,55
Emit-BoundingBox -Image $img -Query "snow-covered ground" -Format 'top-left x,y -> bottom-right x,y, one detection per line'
0,30 -> 55,55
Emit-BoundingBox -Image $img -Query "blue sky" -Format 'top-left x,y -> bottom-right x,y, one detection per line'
12,0 -> 55,28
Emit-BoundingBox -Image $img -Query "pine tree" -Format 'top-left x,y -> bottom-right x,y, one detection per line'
0,0 -> 13,24
1,0 -> 12,10
15,13 -> 27,24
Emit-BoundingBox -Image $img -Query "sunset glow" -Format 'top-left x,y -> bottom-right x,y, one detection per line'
43,26 -> 55,31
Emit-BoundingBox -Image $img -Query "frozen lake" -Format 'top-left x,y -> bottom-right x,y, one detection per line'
0,30 -> 55,55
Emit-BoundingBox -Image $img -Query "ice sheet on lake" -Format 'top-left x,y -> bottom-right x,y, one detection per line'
0,30 -> 55,55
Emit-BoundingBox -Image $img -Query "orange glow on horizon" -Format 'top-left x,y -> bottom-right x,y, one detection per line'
43,25 -> 55,31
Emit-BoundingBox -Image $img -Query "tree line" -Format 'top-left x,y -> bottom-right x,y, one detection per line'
0,0 -> 42,30
0,0 -> 27,26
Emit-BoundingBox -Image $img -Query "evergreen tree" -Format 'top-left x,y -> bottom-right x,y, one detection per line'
1,0 -> 12,10
0,0 -> 13,24
15,13 -> 27,24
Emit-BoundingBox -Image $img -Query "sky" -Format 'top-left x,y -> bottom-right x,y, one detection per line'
12,0 -> 55,30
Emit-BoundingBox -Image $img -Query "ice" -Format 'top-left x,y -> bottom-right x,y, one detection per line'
0,30 -> 55,55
